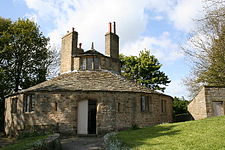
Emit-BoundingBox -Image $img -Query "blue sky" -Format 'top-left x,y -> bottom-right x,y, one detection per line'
0,0 -> 206,99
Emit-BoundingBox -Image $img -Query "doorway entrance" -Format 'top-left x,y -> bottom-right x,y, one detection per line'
212,101 -> 224,116
77,100 -> 97,134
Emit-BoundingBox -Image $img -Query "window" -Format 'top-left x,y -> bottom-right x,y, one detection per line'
55,102 -> 58,111
81,57 -> 86,70
24,95 -> 35,113
87,57 -> 93,70
118,102 -> 123,112
11,98 -> 18,114
80,57 -> 100,70
94,57 -> 99,69
141,96 -> 149,112
161,100 -> 167,113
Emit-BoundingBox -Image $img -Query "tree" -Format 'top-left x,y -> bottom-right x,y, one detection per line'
183,0 -> 225,98
0,17 -> 52,131
120,50 -> 170,92
173,97 -> 190,115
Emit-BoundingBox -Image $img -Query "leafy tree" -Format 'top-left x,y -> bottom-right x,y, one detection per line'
173,97 -> 190,115
0,17 -> 52,131
120,50 -> 170,92
183,0 -> 225,97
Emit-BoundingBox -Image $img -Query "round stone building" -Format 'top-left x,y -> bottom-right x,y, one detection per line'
5,22 -> 173,136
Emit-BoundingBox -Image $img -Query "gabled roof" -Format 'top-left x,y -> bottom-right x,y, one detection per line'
17,71 -> 165,95
82,49 -> 104,56
74,49 -> 105,57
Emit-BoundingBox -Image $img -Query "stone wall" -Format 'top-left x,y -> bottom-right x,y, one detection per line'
100,56 -> 120,74
5,91 -> 173,136
72,57 -> 80,71
204,86 -> 225,118
5,94 -> 25,136
188,87 -> 207,120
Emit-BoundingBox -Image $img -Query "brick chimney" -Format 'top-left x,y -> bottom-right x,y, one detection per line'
60,27 -> 79,74
105,22 -> 119,59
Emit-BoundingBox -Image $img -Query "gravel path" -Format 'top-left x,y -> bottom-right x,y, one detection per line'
61,136 -> 105,150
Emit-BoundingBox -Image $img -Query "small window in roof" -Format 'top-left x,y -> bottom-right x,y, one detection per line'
80,57 -> 99,70
87,57 -> 93,70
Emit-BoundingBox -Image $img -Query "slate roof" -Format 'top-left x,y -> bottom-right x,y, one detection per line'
19,71 -> 162,95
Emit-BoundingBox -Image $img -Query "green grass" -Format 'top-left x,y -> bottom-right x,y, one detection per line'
0,135 -> 48,150
117,116 -> 225,150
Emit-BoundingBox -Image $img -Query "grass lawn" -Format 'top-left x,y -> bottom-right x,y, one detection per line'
0,135 -> 48,150
117,116 -> 225,150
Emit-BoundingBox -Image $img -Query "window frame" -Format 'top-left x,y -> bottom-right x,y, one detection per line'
11,97 -> 18,114
141,96 -> 149,112
161,100 -> 167,113
80,56 -> 100,70
24,94 -> 35,113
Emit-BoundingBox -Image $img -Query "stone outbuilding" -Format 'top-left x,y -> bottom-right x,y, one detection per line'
188,86 -> 225,120
5,22 -> 173,136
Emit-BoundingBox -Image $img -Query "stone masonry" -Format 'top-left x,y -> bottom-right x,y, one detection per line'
188,86 -> 225,120
5,91 -> 172,135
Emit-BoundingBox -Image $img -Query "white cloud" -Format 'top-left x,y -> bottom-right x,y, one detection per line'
24,13 -> 38,23
121,32 -> 183,63
23,0 -> 148,52
23,0 -> 204,51
164,79 -> 188,99
169,0 -> 204,32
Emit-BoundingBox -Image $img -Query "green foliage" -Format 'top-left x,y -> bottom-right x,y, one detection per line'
0,17 -> 52,131
16,128 -> 52,140
131,124 -> 140,130
104,132 -> 129,150
173,97 -> 190,115
184,1 -> 225,97
117,116 -> 225,150
0,135 -> 48,150
120,50 -> 170,92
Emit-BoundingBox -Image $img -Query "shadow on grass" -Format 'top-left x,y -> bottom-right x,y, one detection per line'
117,124 -> 180,148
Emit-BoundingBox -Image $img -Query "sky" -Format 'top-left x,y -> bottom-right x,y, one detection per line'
0,0 -> 206,99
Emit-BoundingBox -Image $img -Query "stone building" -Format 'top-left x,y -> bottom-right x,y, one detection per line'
188,86 -> 225,120
5,22 -> 173,136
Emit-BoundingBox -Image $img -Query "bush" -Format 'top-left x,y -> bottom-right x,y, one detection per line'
16,127 -> 53,140
131,124 -> 140,130
104,132 -> 130,150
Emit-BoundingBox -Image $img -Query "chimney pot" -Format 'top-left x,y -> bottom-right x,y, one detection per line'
109,22 -> 112,33
79,43 -> 82,49
72,27 -> 75,32
91,42 -> 94,49
113,22 -> 116,34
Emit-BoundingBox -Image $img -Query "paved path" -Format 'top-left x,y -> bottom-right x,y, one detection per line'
61,137 -> 105,150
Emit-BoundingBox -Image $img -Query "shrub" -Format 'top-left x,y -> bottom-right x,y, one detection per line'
131,124 -> 140,130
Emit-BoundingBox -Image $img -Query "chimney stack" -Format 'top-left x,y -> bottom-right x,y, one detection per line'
105,22 -> 119,59
60,27 -> 79,74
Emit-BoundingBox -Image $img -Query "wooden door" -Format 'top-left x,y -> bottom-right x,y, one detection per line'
212,101 -> 224,116
77,100 -> 88,134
